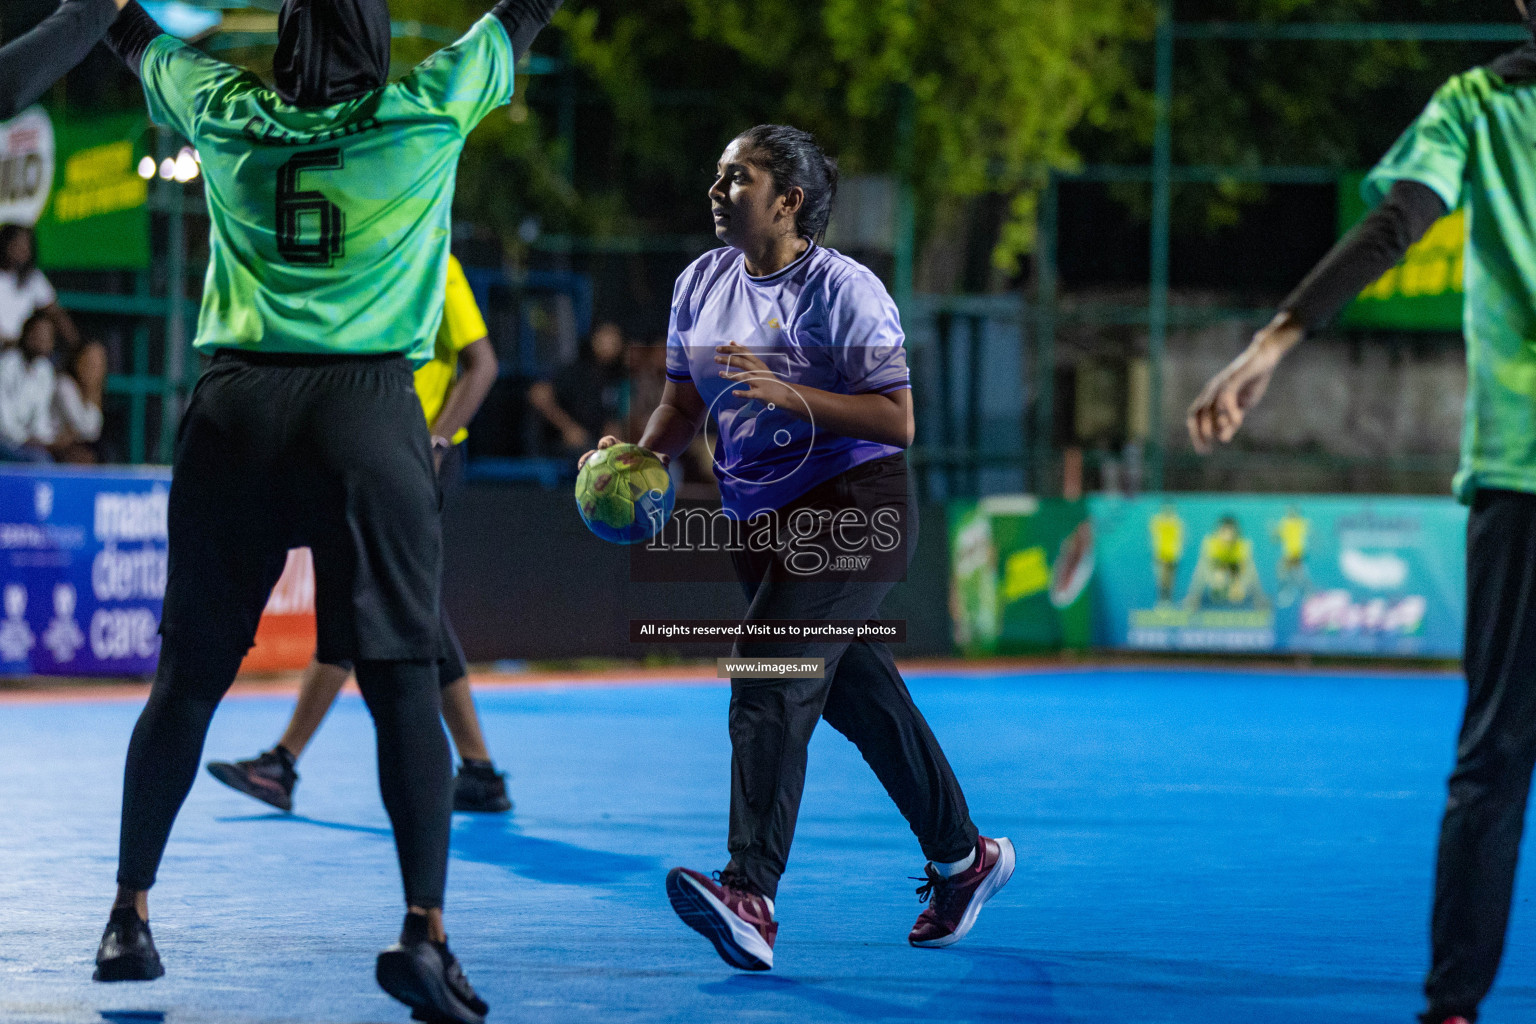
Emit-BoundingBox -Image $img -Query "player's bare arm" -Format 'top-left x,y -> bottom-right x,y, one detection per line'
430,337 -> 498,449
580,378 -> 708,470
1187,178 -> 1448,454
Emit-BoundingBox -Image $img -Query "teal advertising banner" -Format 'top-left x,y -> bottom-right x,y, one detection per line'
1086,494 -> 1466,657
948,496 -> 1093,655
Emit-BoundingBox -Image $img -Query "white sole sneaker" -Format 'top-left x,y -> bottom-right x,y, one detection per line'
666,868 -> 774,970
911,837 -> 1016,949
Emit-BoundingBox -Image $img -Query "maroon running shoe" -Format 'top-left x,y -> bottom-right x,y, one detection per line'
665,867 -> 777,970
908,836 -> 1015,948
1424,1017 -> 1471,1024
205,747 -> 298,812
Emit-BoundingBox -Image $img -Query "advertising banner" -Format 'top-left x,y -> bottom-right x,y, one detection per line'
949,496 -> 1093,655
35,111 -> 151,271
0,108 -> 55,227
0,465 -> 168,676
1086,494 -> 1466,657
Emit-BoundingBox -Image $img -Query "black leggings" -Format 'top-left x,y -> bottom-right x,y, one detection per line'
117,655 -> 452,908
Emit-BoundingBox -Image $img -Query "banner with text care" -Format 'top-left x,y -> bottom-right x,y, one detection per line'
1085,494 -> 1466,657
0,466 -> 168,675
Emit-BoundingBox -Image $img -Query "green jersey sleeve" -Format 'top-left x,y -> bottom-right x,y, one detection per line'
139,35 -> 251,143
395,15 -> 516,137
1363,73 -> 1477,211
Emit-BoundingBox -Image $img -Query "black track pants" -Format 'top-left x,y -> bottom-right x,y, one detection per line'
723,455 -> 979,900
1424,488 -> 1536,1022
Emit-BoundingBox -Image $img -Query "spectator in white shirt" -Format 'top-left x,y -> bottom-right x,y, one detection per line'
51,340 -> 105,463
0,313 -> 57,461
0,224 -> 78,350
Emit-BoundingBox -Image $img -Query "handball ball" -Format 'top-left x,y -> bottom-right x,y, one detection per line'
575,443 -> 675,544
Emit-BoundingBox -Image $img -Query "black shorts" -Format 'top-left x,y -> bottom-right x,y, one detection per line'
326,585 -> 468,687
162,350 -> 441,663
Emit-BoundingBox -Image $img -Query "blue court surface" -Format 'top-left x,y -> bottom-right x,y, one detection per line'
3,666 -> 1535,1024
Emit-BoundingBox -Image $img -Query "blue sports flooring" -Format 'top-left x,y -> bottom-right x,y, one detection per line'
3,667 -> 1535,1023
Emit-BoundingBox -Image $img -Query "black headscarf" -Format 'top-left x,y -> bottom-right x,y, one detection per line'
273,0 -> 392,108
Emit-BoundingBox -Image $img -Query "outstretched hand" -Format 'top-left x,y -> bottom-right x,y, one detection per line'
1186,313 -> 1304,454
577,435 -> 670,470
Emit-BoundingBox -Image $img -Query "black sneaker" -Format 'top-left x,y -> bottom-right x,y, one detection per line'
376,913 -> 488,1024
206,747 -> 297,812
94,906 -> 164,982
453,761 -> 512,814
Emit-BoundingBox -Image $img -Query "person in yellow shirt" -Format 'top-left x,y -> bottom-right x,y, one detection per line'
1274,506 -> 1311,607
1149,503 -> 1185,605
204,256 -> 509,813
1184,516 -> 1269,611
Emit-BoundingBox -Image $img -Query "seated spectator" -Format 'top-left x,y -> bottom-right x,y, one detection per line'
0,313 -> 57,461
50,340 -> 105,464
0,224 -> 78,351
528,321 -> 629,457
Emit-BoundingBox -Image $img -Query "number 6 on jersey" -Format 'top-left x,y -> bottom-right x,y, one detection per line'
276,148 -> 345,266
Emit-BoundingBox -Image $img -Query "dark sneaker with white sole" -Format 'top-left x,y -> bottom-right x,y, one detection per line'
206,747 -> 297,812
376,912 -> 487,1024
908,836 -> 1015,948
94,906 -> 165,982
666,867 -> 777,971
453,762 -> 513,814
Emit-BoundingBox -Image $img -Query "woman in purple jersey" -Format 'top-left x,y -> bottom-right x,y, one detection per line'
583,125 -> 1012,971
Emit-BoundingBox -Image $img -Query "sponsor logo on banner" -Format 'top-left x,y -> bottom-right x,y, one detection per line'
33,482 -> 52,521
0,583 -> 34,662
1300,591 -> 1427,635
0,109 -> 55,227
43,582 -> 83,662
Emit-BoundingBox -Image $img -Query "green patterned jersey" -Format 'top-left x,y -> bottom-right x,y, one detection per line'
139,15 -> 514,365
1365,66 -> 1536,502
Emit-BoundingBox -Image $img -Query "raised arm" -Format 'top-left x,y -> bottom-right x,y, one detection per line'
490,0 -> 565,58
0,0 -> 127,120
103,0 -> 164,78
1186,179 -> 1447,453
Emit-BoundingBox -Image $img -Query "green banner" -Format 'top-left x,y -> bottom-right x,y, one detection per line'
948,496 -> 1092,655
1337,171 -> 1463,331
35,112 -> 151,271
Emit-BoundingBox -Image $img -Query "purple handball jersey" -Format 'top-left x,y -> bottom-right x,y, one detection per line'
666,243 -> 911,519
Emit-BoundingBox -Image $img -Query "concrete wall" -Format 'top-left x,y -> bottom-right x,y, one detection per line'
1055,292 -> 1466,495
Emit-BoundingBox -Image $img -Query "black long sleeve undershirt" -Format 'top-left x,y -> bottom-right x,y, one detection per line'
491,0 -> 564,58
1280,179 -> 1448,332
103,0 -> 161,79
0,0 -> 122,120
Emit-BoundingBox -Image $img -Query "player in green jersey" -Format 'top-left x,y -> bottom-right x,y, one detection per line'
1189,4 -> 1536,1022
90,2 -> 561,1022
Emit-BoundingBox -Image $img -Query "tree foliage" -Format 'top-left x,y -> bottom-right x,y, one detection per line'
1082,0 -> 1521,230
557,0 -> 1151,269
